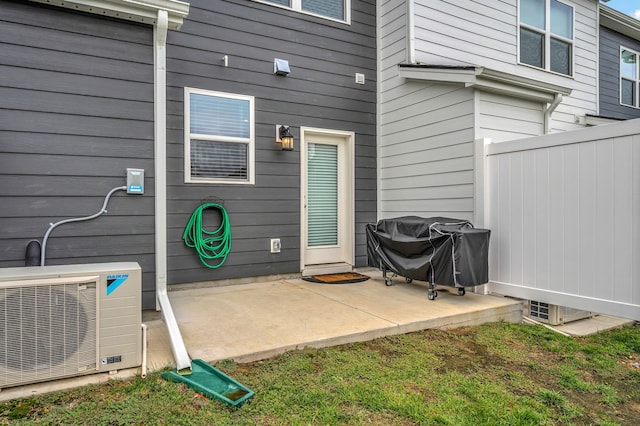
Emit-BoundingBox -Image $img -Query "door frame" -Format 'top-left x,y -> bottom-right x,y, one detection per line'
300,127 -> 355,275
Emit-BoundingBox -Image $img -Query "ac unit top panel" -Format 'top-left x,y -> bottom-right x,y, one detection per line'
0,262 -> 141,281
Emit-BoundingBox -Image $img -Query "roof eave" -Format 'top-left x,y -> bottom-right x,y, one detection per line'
398,64 -> 572,103
600,4 -> 640,41
29,0 -> 190,30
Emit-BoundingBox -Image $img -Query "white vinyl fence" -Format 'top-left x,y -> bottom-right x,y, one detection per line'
485,118 -> 640,321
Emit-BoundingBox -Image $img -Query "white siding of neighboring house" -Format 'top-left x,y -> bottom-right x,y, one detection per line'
477,92 -> 544,143
378,78 -> 476,220
378,0 -> 600,222
379,0 -> 474,220
412,0 -> 598,132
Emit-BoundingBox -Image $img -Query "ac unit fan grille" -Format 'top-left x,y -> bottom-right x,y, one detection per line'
0,281 -> 97,387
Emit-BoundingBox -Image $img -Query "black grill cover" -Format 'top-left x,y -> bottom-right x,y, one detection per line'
366,216 -> 490,287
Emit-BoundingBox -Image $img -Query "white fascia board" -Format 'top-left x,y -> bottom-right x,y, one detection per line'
477,68 -> 572,103
398,65 -> 480,84
600,4 -> 640,41
29,0 -> 190,30
398,65 -> 572,103
584,115 -> 625,126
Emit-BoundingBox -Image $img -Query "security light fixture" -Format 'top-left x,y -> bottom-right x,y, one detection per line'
276,125 -> 294,151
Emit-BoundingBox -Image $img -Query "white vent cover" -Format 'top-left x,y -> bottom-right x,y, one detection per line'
529,300 -> 593,325
0,276 -> 98,388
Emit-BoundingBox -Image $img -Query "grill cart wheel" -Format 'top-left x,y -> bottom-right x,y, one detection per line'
405,277 -> 413,283
428,290 -> 437,300
458,288 -> 465,296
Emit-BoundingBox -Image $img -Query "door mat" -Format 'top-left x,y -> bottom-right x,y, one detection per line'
302,272 -> 370,284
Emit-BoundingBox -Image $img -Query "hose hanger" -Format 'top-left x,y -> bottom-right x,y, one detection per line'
183,202 -> 231,269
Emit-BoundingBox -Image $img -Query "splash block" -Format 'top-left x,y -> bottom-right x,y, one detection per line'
162,359 -> 254,407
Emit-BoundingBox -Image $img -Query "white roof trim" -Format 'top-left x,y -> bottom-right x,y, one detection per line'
600,4 -> 640,41
29,0 -> 190,30
398,65 -> 573,103
584,115 -> 625,126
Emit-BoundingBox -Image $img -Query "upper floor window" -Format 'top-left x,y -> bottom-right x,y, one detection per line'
184,88 -> 255,184
259,0 -> 349,23
620,47 -> 639,108
519,0 -> 574,76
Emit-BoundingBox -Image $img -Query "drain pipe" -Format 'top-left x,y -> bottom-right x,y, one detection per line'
141,323 -> 148,378
544,93 -> 562,134
154,9 -> 192,374
407,0 -> 416,64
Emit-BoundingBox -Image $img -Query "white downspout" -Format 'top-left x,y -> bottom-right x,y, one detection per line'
544,93 -> 562,134
407,0 -> 416,63
154,9 -> 191,373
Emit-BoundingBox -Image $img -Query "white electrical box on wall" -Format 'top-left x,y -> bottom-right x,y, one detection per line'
126,168 -> 144,194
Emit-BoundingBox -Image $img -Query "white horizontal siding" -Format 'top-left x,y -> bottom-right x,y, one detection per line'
413,0 -> 516,68
379,75 -> 475,219
410,0 -> 598,132
486,119 -> 640,320
478,92 -> 544,142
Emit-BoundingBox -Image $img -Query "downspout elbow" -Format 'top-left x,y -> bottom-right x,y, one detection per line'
544,93 -> 562,134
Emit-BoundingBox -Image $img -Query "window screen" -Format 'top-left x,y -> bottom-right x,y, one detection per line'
620,49 -> 639,108
258,0 -> 348,22
185,89 -> 254,184
302,0 -> 344,21
519,0 -> 573,76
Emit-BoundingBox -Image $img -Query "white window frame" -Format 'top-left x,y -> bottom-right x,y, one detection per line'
184,87 -> 255,185
620,46 -> 640,109
252,0 -> 351,25
518,0 -> 574,77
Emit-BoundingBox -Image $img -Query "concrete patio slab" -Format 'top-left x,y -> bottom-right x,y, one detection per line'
145,272 -> 525,368
1,271 -> 525,401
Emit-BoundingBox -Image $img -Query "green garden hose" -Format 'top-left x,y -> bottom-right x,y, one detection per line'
183,203 -> 231,268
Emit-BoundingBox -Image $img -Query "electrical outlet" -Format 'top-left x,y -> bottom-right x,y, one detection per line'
270,238 -> 281,253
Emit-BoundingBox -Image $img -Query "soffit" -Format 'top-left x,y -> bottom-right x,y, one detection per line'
29,0 -> 190,30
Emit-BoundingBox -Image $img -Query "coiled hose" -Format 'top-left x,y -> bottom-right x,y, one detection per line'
182,203 -> 231,268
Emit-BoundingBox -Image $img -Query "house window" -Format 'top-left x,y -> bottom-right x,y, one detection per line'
184,88 -> 255,184
258,0 -> 348,23
519,0 -> 573,76
620,47 -> 639,108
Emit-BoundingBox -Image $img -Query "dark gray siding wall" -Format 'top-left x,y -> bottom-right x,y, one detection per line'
0,1 -> 157,308
165,0 -> 377,284
599,26 -> 640,119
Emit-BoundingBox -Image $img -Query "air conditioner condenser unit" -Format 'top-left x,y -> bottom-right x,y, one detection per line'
0,262 -> 142,389
528,300 -> 593,326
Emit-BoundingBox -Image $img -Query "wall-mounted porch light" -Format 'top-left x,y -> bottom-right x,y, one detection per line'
276,125 -> 294,151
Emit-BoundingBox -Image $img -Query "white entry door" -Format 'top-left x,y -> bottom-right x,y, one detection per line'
301,128 -> 354,275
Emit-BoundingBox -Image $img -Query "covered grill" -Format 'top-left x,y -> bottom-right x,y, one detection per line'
366,216 -> 490,300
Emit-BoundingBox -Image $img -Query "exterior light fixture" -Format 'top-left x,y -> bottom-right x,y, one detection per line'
276,125 -> 294,151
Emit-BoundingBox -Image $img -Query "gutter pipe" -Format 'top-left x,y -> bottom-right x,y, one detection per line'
154,9 -> 191,373
407,0 -> 416,63
544,93 -> 563,134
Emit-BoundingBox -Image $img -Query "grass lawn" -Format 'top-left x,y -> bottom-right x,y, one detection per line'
1,321 -> 639,425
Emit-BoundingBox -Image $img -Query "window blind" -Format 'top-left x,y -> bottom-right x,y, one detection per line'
307,143 -> 338,247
